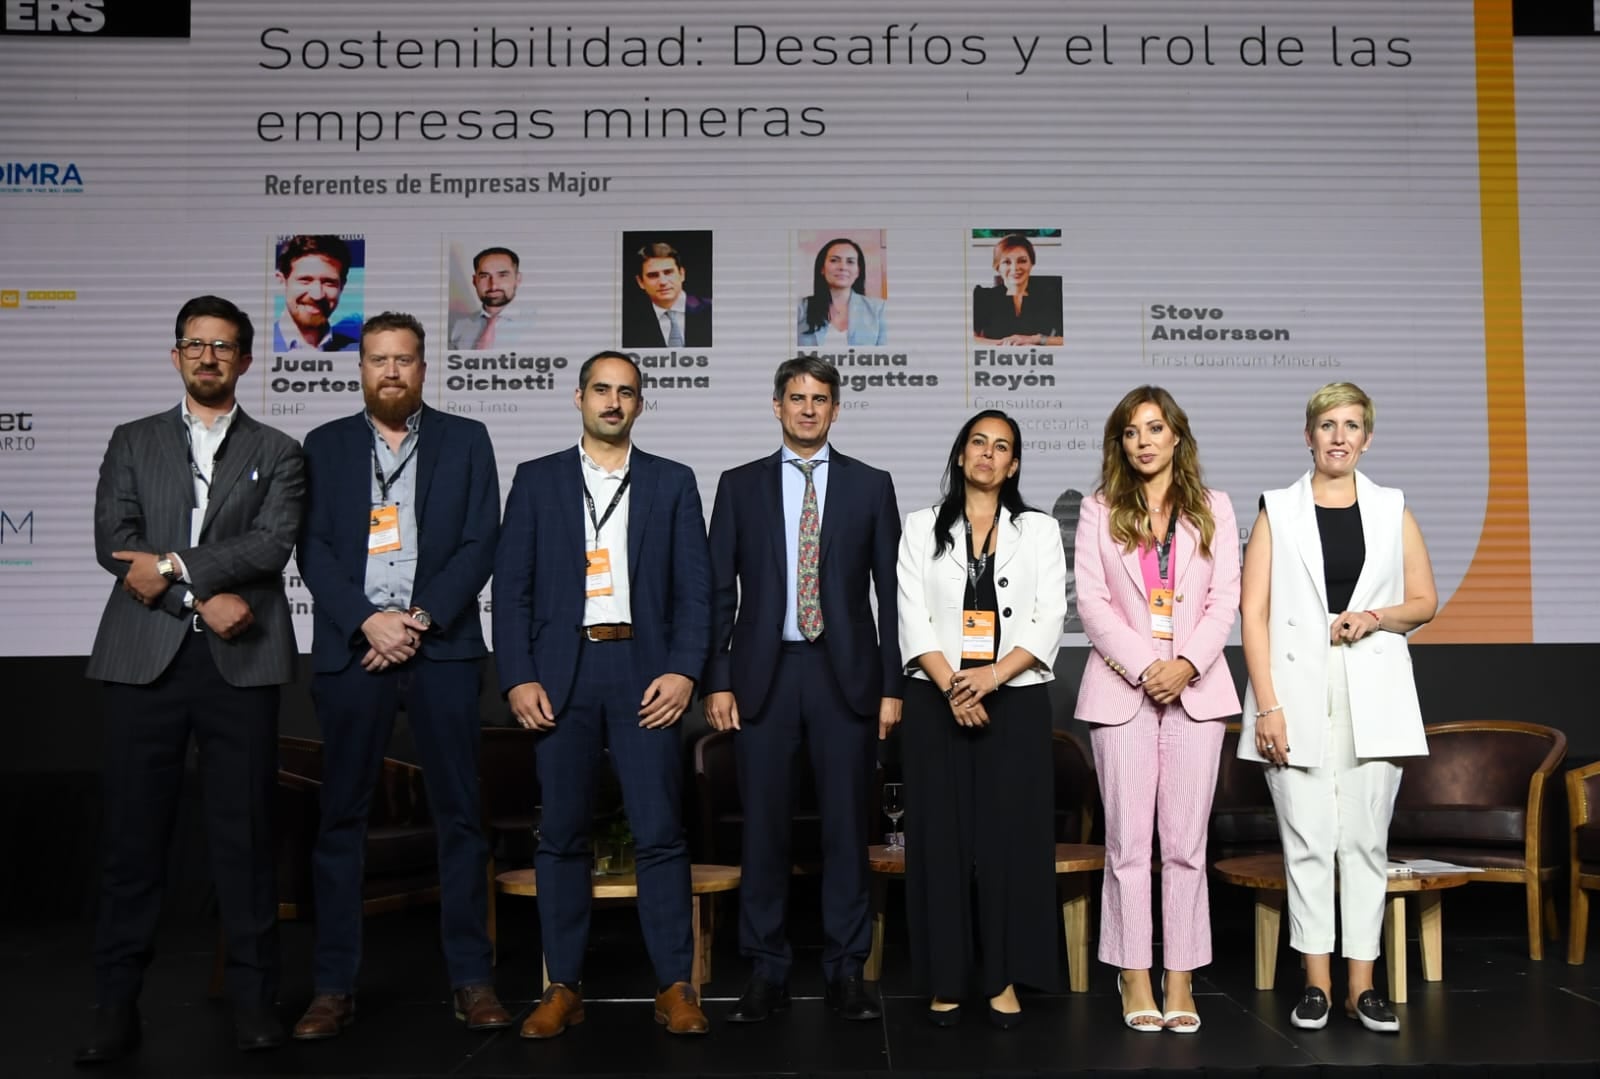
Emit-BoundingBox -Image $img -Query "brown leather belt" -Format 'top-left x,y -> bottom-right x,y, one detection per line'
581,622 -> 633,642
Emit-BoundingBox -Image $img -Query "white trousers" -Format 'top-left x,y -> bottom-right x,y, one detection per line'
1263,638 -> 1402,960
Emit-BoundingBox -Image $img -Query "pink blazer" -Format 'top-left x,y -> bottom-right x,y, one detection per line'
1073,490 -> 1242,725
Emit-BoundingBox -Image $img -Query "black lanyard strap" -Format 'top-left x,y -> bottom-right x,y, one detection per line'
372,442 -> 418,503
584,471 -> 632,545
1155,510 -> 1178,585
183,421 -> 235,493
964,515 -> 999,591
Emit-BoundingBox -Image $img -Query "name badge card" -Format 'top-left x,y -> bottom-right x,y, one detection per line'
961,609 -> 996,660
1148,588 -> 1174,640
585,548 -> 614,597
368,504 -> 401,554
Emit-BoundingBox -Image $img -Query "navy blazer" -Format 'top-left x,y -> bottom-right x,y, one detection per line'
622,294 -> 713,349
297,404 -> 500,674
492,445 -> 712,714
703,449 -> 903,718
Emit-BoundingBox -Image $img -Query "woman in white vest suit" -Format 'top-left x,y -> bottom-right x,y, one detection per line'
1240,382 -> 1437,1034
1074,386 -> 1240,1033
897,409 -> 1067,1029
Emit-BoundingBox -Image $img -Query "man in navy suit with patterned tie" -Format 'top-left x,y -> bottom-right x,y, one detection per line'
493,350 -> 713,1038
703,355 -> 903,1022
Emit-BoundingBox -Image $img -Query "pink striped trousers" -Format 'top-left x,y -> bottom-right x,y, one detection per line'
1090,699 -> 1226,972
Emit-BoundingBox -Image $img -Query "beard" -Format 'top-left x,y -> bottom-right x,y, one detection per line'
184,368 -> 232,407
365,381 -> 424,426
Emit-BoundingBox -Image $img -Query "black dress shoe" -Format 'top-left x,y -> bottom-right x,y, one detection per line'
74,1004 -> 140,1066
926,1003 -> 962,1028
727,978 -> 791,1023
824,974 -> 882,1021
1290,986 -> 1330,1030
234,1004 -> 286,1052
1346,990 -> 1399,1033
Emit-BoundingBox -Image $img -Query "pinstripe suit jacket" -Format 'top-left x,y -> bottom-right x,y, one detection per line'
1073,490 -> 1241,725
87,404 -> 305,687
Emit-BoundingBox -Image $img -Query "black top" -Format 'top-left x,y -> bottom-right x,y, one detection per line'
1314,502 -> 1365,613
961,526 -> 1001,671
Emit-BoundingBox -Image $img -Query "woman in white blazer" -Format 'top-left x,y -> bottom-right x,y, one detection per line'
796,238 -> 888,347
896,410 -> 1067,1029
1240,382 -> 1437,1034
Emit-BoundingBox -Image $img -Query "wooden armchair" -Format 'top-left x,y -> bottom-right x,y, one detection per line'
479,725 -> 541,960
1388,720 -> 1567,959
1566,760 -> 1600,964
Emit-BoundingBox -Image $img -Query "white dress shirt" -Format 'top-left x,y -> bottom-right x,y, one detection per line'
580,442 -> 632,624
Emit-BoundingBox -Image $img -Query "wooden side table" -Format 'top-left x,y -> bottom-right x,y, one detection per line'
866,842 -> 1105,991
496,863 -> 741,993
1213,853 -> 1471,1002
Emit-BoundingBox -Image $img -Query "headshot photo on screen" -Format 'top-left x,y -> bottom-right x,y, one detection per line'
271,234 -> 365,353
970,230 -> 1064,347
447,243 -> 537,351
621,230 -> 713,350
794,230 -> 888,347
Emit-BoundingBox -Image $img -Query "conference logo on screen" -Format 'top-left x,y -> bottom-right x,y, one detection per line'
0,162 -> 84,194
1,410 -> 35,453
0,508 -> 34,568
0,1 -> 188,37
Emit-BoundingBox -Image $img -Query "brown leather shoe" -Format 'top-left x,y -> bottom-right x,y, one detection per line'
454,984 -> 512,1030
292,994 -> 355,1040
654,981 -> 709,1035
520,984 -> 584,1039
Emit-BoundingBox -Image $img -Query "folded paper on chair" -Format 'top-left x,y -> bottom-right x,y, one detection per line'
1385,858 -> 1486,876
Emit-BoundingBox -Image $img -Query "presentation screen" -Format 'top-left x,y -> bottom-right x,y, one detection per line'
1,0 -> 1594,651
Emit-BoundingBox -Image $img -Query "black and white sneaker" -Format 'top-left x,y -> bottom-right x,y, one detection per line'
1290,986 -> 1330,1029
1346,990 -> 1400,1033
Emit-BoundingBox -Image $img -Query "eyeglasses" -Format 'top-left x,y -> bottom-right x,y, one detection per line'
176,338 -> 240,361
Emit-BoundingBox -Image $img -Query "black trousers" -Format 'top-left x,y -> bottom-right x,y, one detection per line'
902,678 -> 1058,999
95,630 -> 280,1006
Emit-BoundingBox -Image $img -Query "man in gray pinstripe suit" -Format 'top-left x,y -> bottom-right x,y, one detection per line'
76,295 -> 305,1065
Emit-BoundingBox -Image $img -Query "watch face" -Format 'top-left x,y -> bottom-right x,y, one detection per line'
412,610 -> 432,628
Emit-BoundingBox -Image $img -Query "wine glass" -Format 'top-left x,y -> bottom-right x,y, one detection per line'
882,782 -> 905,852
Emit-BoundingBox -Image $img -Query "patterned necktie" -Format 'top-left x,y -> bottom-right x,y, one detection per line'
791,459 -> 823,641
473,310 -> 499,350
665,309 -> 684,347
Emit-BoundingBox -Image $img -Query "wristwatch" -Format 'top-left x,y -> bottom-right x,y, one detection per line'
407,606 -> 432,630
156,555 -> 178,581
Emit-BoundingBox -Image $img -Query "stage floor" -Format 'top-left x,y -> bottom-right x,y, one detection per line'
10,883 -> 1600,1078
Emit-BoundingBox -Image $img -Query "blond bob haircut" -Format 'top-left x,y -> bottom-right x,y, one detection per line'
1304,382 -> 1374,433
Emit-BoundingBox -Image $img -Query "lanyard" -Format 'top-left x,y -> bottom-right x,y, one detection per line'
1154,511 -> 1178,585
372,441 -> 418,503
183,421 -> 234,493
964,515 -> 998,591
584,471 -> 632,547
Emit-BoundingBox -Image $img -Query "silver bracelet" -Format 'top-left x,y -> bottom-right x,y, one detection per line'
1254,704 -> 1284,718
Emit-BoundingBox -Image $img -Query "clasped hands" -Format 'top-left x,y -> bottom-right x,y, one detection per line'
1330,609 -> 1380,646
360,609 -> 431,671
945,665 -> 1001,728
1138,657 -> 1196,706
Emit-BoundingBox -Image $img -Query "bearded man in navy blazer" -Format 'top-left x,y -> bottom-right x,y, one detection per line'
293,311 -> 510,1039
704,355 -> 903,1023
493,350 -> 713,1038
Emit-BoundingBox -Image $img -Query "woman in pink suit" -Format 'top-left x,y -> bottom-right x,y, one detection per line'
1074,386 -> 1240,1032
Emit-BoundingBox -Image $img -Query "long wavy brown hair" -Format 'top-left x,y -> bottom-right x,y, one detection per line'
1096,386 -> 1216,558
